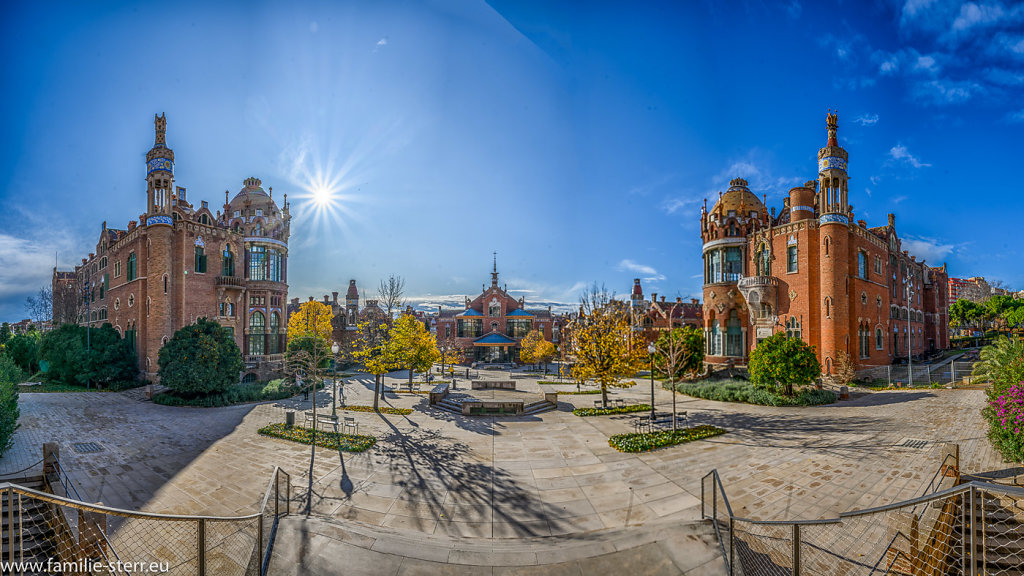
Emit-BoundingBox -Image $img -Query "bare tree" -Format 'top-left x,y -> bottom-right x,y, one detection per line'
25,286 -> 53,324
377,275 -> 406,320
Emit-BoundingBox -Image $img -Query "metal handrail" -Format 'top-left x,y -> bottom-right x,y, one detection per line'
700,469 -> 1024,575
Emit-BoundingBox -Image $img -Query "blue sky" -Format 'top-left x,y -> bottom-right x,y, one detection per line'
1,0 -> 1022,321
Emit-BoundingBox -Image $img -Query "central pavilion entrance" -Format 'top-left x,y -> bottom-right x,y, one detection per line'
472,333 -> 517,363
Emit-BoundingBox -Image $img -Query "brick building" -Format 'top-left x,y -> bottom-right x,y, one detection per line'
435,259 -> 559,363
54,114 -> 291,381
628,279 -> 702,341
948,277 -> 994,303
699,112 -> 949,373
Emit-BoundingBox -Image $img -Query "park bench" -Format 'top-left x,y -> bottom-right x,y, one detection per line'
304,412 -> 341,428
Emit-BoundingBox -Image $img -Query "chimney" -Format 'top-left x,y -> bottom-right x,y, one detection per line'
323,295 -> 330,304
332,291 -> 339,304
651,293 -> 658,303
857,220 -> 867,228
308,296 -> 314,302
661,296 -> 666,303
691,298 -> 699,305
676,297 -> 682,303
291,297 -> 299,305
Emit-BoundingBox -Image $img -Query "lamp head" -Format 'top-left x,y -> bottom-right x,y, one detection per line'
647,343 -> 656,354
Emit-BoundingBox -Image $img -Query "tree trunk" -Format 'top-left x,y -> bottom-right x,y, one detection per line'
408,368 -> 414,391
373,374 -> 380,410
601,385 -> 608,408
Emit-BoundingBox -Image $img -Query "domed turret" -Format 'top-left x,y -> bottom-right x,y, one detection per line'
711,178 -> 766,217
226,177 -> 288,241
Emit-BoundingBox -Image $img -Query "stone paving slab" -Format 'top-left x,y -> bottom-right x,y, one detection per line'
0,371 -> 1006,574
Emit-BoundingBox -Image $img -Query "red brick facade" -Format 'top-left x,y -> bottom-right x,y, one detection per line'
628,279 -> 702,342
699,113 -> 949,373
435,262 -> 559,364
54,115 -> 291,381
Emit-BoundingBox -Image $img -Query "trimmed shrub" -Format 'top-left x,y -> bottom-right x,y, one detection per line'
258,423 -> 376,452
342,405 -> 412,415
573,404 -> 651,417
608,425 -> 726,453
749,333 -> 821,396
153,378 -> 299,407
158,318 -> 243,397
672,379 -> 835,406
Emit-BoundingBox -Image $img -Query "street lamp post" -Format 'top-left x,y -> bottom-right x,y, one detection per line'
647,342 -> 656,421
331,342 -> 340,418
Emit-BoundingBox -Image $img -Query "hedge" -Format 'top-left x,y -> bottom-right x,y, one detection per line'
258,423 -> 376,452
573,404 -> 651,417
608,425 -> 727,453
342,405 -> 413,415
671,379 -> 836,406
154,379 -> 302,407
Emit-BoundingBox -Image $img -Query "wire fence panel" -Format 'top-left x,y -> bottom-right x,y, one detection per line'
732,521 -> 792,576
977,487 -> 1024,576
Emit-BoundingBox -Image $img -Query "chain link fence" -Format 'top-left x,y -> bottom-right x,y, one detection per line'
0,466 -> 289,576
702,460 -> 1024,575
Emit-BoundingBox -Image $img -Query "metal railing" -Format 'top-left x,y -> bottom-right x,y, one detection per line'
701,469 -> 1024,575
1,466 -> 290,576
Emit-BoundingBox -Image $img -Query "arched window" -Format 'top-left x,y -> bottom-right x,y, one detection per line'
876,327 -> 884,350
726,310 -> 742,357
268,312 -> 280,354
785,317 -> 802,340
709,320 -> 722,356
249,246 -> 266,280
756,244 -> 771,276
127,253 -> 137,281
222,247 -> 235,277
824,297 -> 831,319
859,323 -> 870,359
824,236 -> 831,257
249,311 -> 266,355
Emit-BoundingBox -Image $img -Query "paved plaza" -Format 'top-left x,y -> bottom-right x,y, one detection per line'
0,371 -> 1005,574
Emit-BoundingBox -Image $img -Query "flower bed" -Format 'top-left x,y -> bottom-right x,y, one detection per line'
558,389 -> 602,395
258,423 -> 376,452
671,379 -> 836,406
573,404 -> 651,417
537,381 -> 585,386
343,404 -> 413,415
986,382 -> 1024,462
608,425 -> 727,453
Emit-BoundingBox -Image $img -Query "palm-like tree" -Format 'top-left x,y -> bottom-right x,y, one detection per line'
972,336 -> 1024,395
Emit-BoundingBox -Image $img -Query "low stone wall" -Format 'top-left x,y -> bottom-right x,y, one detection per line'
429,383 -> 450,405
460,401 -> 524,415
471,380 -> 516,390
537,385 -> 559,406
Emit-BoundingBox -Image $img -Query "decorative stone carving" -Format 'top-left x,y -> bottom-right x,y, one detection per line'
716,303 -> 726,314
789,289 -> 798,300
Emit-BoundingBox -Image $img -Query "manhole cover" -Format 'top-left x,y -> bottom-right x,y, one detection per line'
72,442 -> 104,454
897,438 -> 929,450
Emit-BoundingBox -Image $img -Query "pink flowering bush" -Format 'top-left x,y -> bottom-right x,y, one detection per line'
986,382 -> 1024,463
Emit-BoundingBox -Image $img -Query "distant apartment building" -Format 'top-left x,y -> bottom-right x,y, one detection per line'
948,277 -> 993,303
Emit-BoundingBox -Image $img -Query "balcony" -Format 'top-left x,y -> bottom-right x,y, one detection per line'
738,275 -> 778,314
217,276 -> 245,288
738,276 -> 779,289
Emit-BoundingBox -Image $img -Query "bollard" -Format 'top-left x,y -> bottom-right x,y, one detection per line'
839,386 -> 849,400
285,411 -> 295,427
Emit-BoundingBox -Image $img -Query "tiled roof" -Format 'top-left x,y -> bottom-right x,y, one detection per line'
456,309 -> 484,317
506,309 -> 534,317
473,333 -> 517,345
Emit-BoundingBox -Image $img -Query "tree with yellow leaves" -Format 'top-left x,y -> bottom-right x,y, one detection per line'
569,285 -> 647,407
286,301 -> 333,345
436,334 -> 464,376
519,330 -> 556,372
391,313 -> 440,391
352,318 -> 399,410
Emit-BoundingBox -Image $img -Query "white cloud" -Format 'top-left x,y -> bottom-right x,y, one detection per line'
952,2 -> 1006,33
1006,109 -> 1024,123
889,144 -> 932,168
911,78 -> 982,105
902,236 -> 956,263
376,38 -> 388,46
660,196 -> 700,215
892,195 -> 908,205
865,187 -> 873,197
853,113 -> 879,126
617,259 -> 666,282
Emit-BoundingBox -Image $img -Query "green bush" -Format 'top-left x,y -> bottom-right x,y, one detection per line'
986,382 -> 1024,463
573,404 -> 651,417
154,378 -> 299,407
672,379 -> 835,406
158,318 -> 243,397
5,333 -> 40,374
608,425 -> 726,453
749,333 -> 821,396
258,423 -> 376,452
38,324 -> 137,389
557,389 -> 602,395
0,356 -> 23,456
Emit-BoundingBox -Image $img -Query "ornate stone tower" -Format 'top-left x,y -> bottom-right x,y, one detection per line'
146,113 -> 175,217
144,113 -> 175,376
345,279 -> 359,329
817,110 -> 850,374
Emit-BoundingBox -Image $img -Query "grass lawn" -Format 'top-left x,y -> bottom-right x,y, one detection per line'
609,425 -> 727,453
